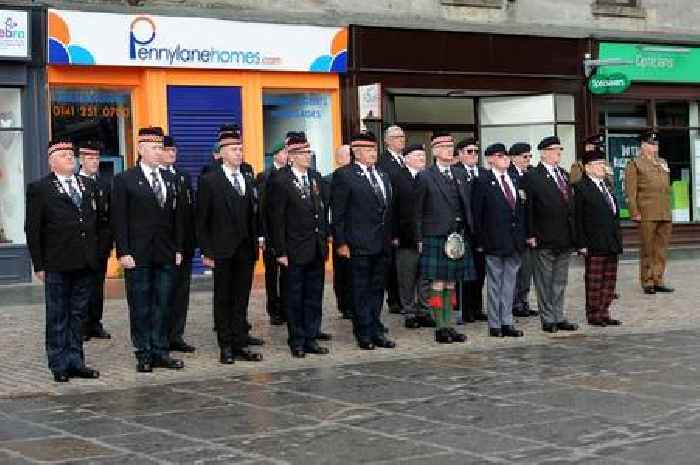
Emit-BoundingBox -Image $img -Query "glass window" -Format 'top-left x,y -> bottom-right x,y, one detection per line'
262,91 -> 334,175
394,97 -> 475,125
0,88 -> 24,246
599,101 -> 648,128
480,95 -> 555,126
50,87 -> 133,177
657,101 -> 689,127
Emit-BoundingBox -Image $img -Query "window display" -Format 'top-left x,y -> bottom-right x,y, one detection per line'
0,88 -> 24,245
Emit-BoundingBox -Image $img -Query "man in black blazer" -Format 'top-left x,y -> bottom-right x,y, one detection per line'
472,144 -> 526,338
111,127 -> 186,372
573,148 -> 623,327
269,133 -> 329,358
454,137 -> 488,323
256,142 -> 288,326
161,136 -> 197,353
332,131 -> 395,350
378,125 -> 406,314
77,141 -> 113,341
507,143 -> 537,318
197,125 -> 263,364
25,138 -> 104,382
525,136 -> 578,333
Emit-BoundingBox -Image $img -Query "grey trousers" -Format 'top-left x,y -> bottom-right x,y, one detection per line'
486,254 -> 521,329
396,248 -> 430,317
513,248 -> 533,311
533,249 -> 571,325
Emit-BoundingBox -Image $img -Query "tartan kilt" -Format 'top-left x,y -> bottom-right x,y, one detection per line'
419,235 -> 477,282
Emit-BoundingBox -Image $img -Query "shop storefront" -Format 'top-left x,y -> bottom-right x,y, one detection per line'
0,7 -> 48,284
344,26 -> 589,169
593,42 -> 700,230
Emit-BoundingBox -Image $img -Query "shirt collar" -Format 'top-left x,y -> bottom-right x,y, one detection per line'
222,164 -> 241,177
542,162 -> 559,176
407,166 -> 419,178
78,170 -> 96,179
436,162 -> 451,173
291,166 -> 308,181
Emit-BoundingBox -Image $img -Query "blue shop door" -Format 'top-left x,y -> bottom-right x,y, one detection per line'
167,86 -> 242,275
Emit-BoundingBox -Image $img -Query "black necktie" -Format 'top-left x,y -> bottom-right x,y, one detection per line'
368,167 -> 386,205
66,178 -> 81,208
150,171 -> 165,208
302,174 -> 311,196
442,168 -> 453,180
600,181 -> 615,213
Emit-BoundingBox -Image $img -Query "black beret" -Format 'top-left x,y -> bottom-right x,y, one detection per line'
403,144 -> 425,157
77,140 -> 102,154
485,143 -> 507,157
218,123 -> 240,137
350,131 -> 377,148
286,132 -> 310,152
47,136 -> 74,156
537,136 -> 561,150
508,143 -> 531,156
163,135 -> 176,148
218,124 -> 242,145
640,130 -> 658,144
137,126 -> 164,143
582,147 -> 606,165
455,137 -> 478,152
584,133 -> 605,147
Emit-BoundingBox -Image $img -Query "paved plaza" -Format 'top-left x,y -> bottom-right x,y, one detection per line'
0,252 -> 700,464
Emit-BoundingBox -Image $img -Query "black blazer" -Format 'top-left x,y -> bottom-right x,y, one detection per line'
256,165 -> 283,242
165,167 -> 197,258
573,175 -> 623,255
414,164 -> 473,241
111,166 -> 185,266
268,167 -> 328,265
524,163 -> 575,251
25,173 -> 106,272
196,164 -> 259,260
92,174 -> 114,260
331,162 -> 393,256
393,166 -> 420,248
472,170 -> 527,257
378,150 -> 403,183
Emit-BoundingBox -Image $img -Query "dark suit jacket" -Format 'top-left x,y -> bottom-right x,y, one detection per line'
256,164 -> 283,242
414,164 -> 473,242
331,162 -> 393,256
165,167 -> 197,258
524,163 -> 575,251
378,151 -> 403,183
393,166 -> 420,248
111,166 -> 185,266
268,167 -> 328,265
196,164 -> 259,260
573,175 -> 623,256
91,174 -> 114,260
472,170 -> 527,257
25,173 -> 106,272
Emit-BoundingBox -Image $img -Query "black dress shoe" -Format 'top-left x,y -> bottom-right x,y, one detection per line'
358,340 -> 375,350
512,309 -> 530,318
342,312 -> 355,320
557,321 -> 578,331
69,366 -> 100,379
372,337 -> 396,349
605,318 -> 622,326
475,312 -> 489,321
270,315 -> 286,326
435,328 -> 453,344
542,323 -> 559,333
152,357 -> 185,370
53,372 -> 69,383
291,348 -> 306,358
305,343 -> 330,355
528,310 -> 539,317
588,320 -> 607,327
316,332 -> 332,341
137,361 -> 153,373
643,286 -> 656,295
220,348 -> 235,364
501,325 -> 524,337
404,317 -> 421,329
417,314 -> 437,328
447,328 -> 467,342
234,348 -> 263,362
170,341 -> 196,353
247,336 -> 265,346
82,334 -> 91,342
612,293 -> 620,300
489,327 -> 503,337
654,285 -> 674,293
388,304 -> 402,314
90,327 -> 111,339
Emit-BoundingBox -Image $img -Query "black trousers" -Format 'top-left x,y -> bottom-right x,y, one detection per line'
45,269 -> 93,374
263,249 -> 287,320
286,257 -> 324,350
213,243 -> 255,351
385,246 -> 400,309
84,256 -> 109,334
332,244 -> 353,316
459,249 -> 486,320
350,253 -> 387,343
124,263 -> 174,363
169,257 -> 192,344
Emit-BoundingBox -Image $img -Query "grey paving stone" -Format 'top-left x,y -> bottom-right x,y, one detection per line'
0,450 -> 35,465
1,436 -> 118,461
0,417 -> 58,442
153,446 -> 257,464
604,432 -> 700,464
58,455 -> 162,465
48,417 -> 151,438
403,426 -> 542,454
98,430 -> 206,455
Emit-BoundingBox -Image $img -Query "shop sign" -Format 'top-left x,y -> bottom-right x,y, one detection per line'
48,9 -> 347,73
599,42 -> 700,83
358,83 -> 382,130
588,73 -> 630,94
0,10 -> 29,59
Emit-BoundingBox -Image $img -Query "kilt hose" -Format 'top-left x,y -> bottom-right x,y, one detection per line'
584,254 -> 618,323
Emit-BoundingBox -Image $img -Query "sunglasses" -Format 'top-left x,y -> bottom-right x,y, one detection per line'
464,149 -> 479,154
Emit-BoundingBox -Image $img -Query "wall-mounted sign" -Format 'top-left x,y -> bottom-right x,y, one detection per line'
599,42 -> 700,84
48,9 -> 347,73
588,73 -> 630,95
0,10 -> 29,59
358,83 -> 382,130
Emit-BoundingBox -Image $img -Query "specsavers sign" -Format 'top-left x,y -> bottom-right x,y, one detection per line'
598,42 -> 700,83
48,10 -> 347,73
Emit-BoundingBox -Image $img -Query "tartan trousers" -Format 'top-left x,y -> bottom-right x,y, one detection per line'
584,254 -> 618,323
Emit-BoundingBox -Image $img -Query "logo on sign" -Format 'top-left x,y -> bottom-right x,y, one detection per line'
588,73 -> 631,95
0,17 -> 25,39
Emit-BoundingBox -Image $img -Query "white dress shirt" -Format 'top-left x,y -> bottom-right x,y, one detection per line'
356,161 -> 386,200
542,162 -> 563,182
57,174 -> 81,199
407,165 -> 419,179
222,164 -> 246,196
464,164 -> 479,179
592,176 -> 616,214
140,162 -> 166,200
291,166 -> 310,188
78,170 -> 97,181
389,150 -> 404,167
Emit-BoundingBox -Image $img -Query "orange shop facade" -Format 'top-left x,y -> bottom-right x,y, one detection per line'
47,9 -> 346,181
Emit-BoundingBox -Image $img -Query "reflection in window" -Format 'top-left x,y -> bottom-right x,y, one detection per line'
0,88 -> 24,245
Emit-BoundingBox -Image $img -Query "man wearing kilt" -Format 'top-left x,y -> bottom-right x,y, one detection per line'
415,133 -> 476,344
573,148 -> 623,327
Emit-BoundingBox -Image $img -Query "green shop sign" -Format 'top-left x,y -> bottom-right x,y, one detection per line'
598,42 -> 700,83
588,73 -> 630,94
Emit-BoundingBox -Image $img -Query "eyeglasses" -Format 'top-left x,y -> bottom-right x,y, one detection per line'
545,146 -> 564,151
465,149 -> 479,154
521,154 -> 532,159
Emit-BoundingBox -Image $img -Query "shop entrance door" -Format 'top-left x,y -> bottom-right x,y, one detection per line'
167,86 -> 242,274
